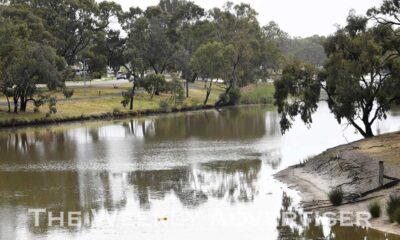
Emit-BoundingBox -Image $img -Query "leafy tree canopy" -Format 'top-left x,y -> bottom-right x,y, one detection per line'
274,13 -> 400,138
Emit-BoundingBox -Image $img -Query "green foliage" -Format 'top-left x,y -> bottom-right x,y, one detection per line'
121,89 -> 134,108
218,88 -> 241,106
48,97 -> 57,115
387,195 -> 400,223
368,201 -> 381,218
328,188 -> 344,206
190,41 -> 234,80
274,13 -> 400,138
168,75 -> 185,105
1,1 -> 284,114
263,21 -> 326,66
159,100 -> 171,112
274,61 -> 320,132
62,89 -> 74,99
139,74 -> 167,97
395,208 -> 400,224
0,5 -> 65,112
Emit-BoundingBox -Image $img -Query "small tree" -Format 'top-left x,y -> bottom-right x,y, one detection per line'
139,73 -> 167,99
168,74 -> 185,105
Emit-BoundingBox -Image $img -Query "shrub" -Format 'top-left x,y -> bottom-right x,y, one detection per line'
387,195 -> 400,223
48,97 -> 57,115
62,89 -> 74,99
395,208 -> 400,224
121,90 -> 134,108
113,107 -> 121,113
139,74 -> 167,98
49,106 -> 57,114
218,88 -> 241,106
168,75 -> 185,105
368,201 -> 381,218
159,100 -> 171,112
328,188 -> 344,206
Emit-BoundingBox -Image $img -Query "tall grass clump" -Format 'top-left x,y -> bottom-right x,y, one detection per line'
328,187 -> 344,206
368,201 -> 381,218
387,195 -> 400,223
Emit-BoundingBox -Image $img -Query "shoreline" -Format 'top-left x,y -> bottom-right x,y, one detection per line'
275,132 -> 400,235
0,105 -> 217,129
0,103 -> 272,129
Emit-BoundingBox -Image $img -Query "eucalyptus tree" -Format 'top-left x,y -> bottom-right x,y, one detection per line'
0,5 -> 65,112
367,0 -> 400,26
274,14 -> 400,138
190,41 -> 234,105
208,3 -> 281,106
164,0 -> 205,98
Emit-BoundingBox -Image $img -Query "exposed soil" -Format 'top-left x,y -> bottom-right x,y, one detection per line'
275,131 -> 400,235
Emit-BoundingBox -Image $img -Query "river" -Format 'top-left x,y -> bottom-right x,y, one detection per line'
0,103 -> 400,240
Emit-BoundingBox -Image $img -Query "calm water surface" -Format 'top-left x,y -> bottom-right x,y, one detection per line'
0,103 -> 400,240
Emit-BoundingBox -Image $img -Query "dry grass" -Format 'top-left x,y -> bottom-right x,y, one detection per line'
357,132 -> 400,169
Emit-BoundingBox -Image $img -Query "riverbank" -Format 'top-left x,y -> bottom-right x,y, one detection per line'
275,131 -> 400,235
0,82 -> 275,128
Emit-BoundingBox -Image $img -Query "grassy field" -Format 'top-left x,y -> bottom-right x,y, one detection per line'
0,83 -> 225,124
0,81 -> 273,126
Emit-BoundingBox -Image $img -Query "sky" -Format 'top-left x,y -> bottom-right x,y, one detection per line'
112,0 -> 383,37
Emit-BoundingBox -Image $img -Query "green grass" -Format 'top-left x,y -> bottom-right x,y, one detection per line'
240,83 -> 275,105
0,85 -> 224,125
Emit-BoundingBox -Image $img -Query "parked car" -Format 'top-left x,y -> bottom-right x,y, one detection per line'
116,72 -> 126,79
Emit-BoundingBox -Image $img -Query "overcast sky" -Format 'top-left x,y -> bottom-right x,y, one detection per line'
111,0 -> 382,37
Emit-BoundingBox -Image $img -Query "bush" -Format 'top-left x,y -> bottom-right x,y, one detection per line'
159,100 -> 171,112
168,76 -> 185,105
113,107 -> 121,113
218,88 -> 241,106
387,195 -> 400,223
368,201 -> 381,218
395,208 -> 400,224
62,89 -> 74,99
328,188 -> 344,206
139,74 -> 167,97
48,97 -> 57,115
121,90 -> 134,108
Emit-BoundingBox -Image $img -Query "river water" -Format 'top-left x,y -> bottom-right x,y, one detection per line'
0,103 -> 400,240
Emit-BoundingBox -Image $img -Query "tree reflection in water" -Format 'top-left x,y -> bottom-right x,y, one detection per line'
129,159 -> 261,209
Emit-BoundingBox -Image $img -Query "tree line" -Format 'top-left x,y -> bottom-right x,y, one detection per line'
0,0 -> 290,112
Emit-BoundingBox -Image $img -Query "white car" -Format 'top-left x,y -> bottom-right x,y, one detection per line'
116,73 -> 126,80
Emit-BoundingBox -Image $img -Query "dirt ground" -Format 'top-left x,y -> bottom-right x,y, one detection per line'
275,131 -> 400,235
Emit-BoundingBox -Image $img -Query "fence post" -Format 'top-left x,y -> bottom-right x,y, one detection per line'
379,161 -> 384,187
